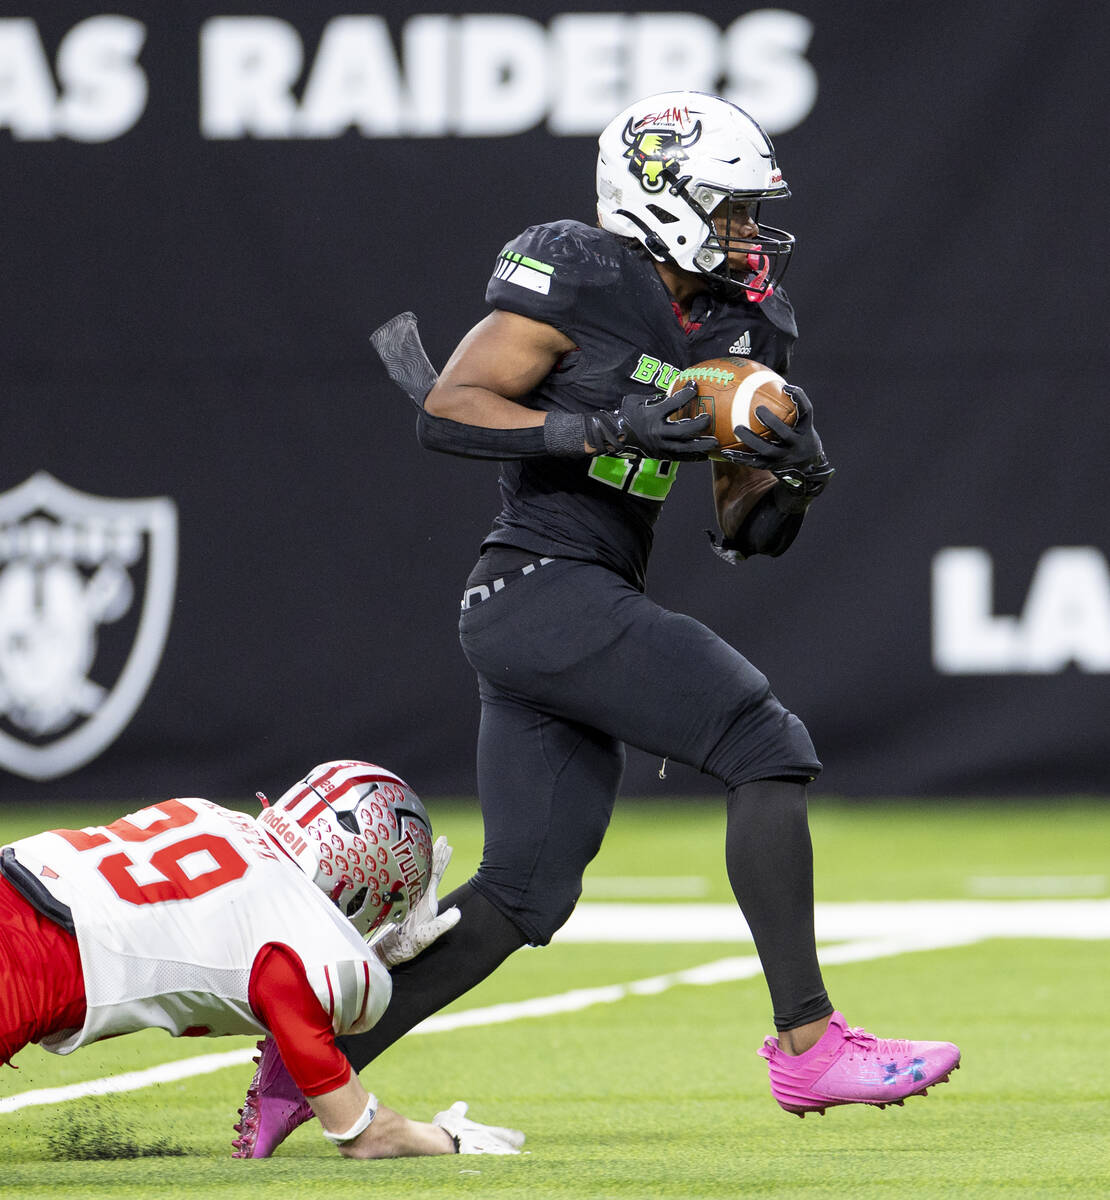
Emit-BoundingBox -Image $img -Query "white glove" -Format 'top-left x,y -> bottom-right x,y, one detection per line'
432,1101 -> 525,1155
374,836 -> 460,967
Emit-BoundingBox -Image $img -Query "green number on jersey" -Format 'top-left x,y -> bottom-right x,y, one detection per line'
588,455 -> 679,501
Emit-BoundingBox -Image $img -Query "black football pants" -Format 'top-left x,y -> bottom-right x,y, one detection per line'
338,554 -> 831,1074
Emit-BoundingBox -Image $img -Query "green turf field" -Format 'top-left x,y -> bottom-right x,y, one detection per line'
2,797 -> 1108,1199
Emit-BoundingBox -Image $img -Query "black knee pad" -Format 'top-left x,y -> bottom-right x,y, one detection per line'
703,692 -> 822,790
470,866 -> 585,947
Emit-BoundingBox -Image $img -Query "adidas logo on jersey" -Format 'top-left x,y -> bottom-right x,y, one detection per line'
728,332 -> 752,355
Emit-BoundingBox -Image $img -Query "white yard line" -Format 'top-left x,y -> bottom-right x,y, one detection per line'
0,1050 -> 257,1113
3,899 -> 1107,1113
553,898 -> 1110,942
967,875 -> 1107,897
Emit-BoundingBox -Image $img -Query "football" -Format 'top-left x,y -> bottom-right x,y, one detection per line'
667,356 -> 797,457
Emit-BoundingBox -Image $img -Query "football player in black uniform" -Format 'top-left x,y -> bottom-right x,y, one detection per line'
237,91 -> 959,1153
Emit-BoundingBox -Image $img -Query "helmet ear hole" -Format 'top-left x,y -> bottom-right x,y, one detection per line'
646,204 -> 679,224
345,886 -> 369,918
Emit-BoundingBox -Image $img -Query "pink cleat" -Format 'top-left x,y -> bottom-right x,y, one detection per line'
759,1011 -> 960,1117
231,1037 -> 314,1158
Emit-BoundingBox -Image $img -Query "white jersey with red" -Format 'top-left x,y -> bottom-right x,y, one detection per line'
3,797 -> 391,1057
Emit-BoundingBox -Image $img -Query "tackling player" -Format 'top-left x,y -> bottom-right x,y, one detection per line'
237,90 -> 960,1152
0,760 -> 524,1158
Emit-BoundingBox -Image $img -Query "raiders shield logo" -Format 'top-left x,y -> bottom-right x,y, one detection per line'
0,472 -> 177,781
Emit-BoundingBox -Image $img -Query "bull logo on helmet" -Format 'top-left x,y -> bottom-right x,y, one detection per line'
621,113 -> 703,193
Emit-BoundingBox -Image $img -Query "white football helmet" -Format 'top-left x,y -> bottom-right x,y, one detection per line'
256,760 -> 433,938
597,90 -> 793,301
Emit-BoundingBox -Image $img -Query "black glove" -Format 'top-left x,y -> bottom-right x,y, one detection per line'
718,384 -> 835,498
584,384 -> 718,461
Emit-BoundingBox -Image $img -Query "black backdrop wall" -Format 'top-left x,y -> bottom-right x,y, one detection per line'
2,2 -> 1108,802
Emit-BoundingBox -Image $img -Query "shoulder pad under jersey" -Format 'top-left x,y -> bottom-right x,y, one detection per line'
485,220 -> 630,331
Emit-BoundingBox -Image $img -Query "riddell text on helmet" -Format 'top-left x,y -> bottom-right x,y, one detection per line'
258,805 -> 309,858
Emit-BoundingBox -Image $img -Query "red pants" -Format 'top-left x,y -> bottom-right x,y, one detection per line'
0,875 -> 86,1067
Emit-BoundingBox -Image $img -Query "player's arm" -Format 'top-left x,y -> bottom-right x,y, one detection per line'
713,460 -> 778,537
248,944 -> 448,1156
316,1085 -> 524,1158
710,458 -> 811,561
423,309 -> 585,454
372,308 -> 716,460
427,312 -> 718,460
426,310 -> 573,427
308,1076 -> 455,1158
372,308 -> 576,459
708,385 -> 835,562
249,943 -> 521,1157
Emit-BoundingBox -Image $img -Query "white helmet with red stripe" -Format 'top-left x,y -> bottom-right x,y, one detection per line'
256,760 -> 434,938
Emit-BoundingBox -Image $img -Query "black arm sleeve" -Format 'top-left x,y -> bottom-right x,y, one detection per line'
415,408 -> 551,460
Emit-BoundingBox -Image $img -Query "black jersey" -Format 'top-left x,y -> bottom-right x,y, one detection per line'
482,220 -> 798,589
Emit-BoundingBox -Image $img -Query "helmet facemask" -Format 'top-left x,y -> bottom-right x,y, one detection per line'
682,185 -> 794,302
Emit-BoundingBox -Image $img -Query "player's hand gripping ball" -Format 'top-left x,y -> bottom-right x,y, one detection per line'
667,357 -> 798,459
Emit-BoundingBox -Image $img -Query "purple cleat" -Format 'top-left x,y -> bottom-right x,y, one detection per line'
231,1037 -> 314,1158
759,1010 -> 960,1117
